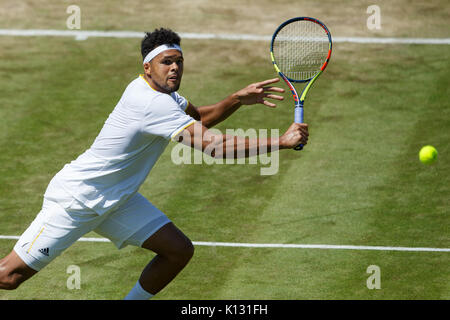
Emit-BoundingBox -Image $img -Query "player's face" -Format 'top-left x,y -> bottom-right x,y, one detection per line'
145,50 -> 184,94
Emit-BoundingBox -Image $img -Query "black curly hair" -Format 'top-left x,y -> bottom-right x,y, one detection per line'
141,28 -> 181,61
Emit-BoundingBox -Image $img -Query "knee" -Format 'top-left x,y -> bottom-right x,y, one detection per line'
184,239 -> 195,261
0,272 -> 22,290
170,238 -> 195,266
0,255 -> 33,291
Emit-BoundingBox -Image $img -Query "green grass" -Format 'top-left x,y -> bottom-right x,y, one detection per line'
0,34 -> 449,299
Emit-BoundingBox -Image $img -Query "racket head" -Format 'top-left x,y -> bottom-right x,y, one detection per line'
270,17 -> 332,83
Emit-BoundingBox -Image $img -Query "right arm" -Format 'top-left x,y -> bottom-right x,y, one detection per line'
174,122 -> 309,159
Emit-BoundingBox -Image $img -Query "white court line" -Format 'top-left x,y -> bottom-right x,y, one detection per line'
0,29 -> 449,44
0,235 -> 448,252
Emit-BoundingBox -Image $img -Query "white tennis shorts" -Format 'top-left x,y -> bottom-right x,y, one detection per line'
14,180 -> 171,271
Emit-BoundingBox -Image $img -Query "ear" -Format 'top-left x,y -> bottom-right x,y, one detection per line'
143,62 -> 152,76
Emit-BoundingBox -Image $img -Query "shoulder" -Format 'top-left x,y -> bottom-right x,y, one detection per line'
121,75 -> 163,107
170,91 -> 189,111
146,92 -> 182,115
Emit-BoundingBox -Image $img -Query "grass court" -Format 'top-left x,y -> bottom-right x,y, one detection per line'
0,0 -> 448,299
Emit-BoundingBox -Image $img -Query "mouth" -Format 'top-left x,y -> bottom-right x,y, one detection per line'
168,74 -> 179,82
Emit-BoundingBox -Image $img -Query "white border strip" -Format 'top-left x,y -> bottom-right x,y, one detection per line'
0,235 -> 448,252
0,29 -> 449,45
193,241 -> 450,252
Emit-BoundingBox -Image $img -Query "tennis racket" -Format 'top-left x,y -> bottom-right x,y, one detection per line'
270,17 -> 332,150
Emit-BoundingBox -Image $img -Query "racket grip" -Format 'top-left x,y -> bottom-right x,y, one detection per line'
295,106 -> 304,123
294,106 -> 304,151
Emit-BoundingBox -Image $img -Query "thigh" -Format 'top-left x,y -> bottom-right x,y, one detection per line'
14,198 -> 103,271
94,193 -> 171,249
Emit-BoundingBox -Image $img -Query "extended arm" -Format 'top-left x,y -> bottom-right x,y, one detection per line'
174,121 -> 309,158
185,78 -> 285,128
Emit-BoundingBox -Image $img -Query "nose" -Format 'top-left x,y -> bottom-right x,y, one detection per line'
170,62 -> 179,71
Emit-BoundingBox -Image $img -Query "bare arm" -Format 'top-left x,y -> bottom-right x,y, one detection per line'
174,121 -> 309,158
185,78 -> 285,128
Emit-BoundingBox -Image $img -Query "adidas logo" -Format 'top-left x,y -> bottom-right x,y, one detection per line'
39,248 -> 49,256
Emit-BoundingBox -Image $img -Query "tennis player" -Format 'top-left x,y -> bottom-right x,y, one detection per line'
0,28 -> 309,299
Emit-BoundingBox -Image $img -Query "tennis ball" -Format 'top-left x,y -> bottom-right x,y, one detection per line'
419,145 -> 437,164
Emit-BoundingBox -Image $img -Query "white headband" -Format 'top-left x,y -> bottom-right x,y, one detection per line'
143,44 -> 182,64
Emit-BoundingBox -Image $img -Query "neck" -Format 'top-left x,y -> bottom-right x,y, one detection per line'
143,74 -> 170,94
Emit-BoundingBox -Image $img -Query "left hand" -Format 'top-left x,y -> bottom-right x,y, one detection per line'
233,78 -> 285,108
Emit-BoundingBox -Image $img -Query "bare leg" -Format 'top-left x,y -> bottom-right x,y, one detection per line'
138,222 -> 194,294
0,250 -> 38,290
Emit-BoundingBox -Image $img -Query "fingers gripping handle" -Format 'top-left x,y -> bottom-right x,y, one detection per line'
294,106 -> 304,151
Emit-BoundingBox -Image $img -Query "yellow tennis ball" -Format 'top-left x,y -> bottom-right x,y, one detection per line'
419,145 -> 438,164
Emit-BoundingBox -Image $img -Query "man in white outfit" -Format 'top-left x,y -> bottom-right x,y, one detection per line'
0,28 -> 309,299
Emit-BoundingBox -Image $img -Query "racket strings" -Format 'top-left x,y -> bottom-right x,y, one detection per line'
273,20 -> 329,81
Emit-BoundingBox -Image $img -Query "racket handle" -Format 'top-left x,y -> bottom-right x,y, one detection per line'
294,106 -> 304,151
295,106 -> 304,123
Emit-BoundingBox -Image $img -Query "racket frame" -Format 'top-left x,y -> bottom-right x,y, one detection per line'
270,17 -> 332,150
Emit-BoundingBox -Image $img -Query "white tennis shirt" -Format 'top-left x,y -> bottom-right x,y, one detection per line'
47,75 -> 196,215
